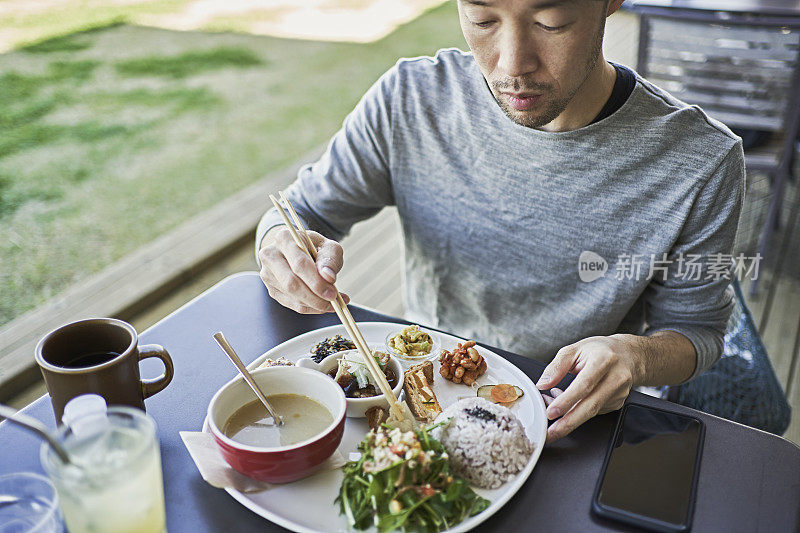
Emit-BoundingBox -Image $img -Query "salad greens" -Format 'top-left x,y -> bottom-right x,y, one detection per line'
336,425 -> 490,532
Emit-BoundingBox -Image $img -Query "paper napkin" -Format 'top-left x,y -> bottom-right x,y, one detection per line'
180,431 -> 346,493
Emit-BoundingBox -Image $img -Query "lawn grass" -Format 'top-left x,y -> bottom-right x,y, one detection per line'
115,46 -> 264,78
0,2 -> 467,325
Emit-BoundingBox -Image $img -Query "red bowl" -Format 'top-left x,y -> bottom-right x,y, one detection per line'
207,366 -> 346,483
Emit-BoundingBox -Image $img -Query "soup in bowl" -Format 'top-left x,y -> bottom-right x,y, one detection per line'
207,366 -> 346,483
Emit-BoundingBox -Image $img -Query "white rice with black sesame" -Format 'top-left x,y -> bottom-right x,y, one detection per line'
430,397 -> 533,489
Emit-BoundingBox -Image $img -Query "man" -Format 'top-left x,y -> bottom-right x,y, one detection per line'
255,0 -> 744,443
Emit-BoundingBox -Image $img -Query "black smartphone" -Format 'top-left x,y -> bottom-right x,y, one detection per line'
592,402 -> 705,532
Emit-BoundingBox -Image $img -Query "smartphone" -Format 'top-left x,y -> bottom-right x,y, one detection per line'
592,402 -> 705,532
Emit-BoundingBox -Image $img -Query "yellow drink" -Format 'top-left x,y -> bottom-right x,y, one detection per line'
41,407 -> 166,533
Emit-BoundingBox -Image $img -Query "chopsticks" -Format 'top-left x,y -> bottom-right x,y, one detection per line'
268,192 -> 406,422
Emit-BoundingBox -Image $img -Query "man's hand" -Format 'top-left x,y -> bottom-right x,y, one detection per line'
536,335 -> 645,444
258,226 -> 349,314
536,331 -> 696,443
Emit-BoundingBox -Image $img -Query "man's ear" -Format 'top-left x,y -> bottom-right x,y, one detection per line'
606,0 -> 625,17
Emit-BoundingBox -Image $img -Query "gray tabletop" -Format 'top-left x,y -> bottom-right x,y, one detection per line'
2,271 -> 799,532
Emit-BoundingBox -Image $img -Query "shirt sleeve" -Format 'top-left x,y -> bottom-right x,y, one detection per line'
643,140 -> 745,380
255,66 -> 398,264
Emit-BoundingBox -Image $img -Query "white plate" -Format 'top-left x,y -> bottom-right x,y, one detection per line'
202,322 -> 547,533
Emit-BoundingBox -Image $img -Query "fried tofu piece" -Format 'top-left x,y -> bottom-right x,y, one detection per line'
365,405 -> 389,431
403,361 -> 442,423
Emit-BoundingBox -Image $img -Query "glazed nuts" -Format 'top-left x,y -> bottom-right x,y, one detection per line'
439,341 -> 487,386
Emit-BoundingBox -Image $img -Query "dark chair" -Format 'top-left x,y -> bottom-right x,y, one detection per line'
666,279 -> 791,435
631,5 -> 800,295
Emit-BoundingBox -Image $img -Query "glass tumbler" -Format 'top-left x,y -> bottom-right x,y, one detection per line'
0,472 -> 62,533
40,406 -> 166,533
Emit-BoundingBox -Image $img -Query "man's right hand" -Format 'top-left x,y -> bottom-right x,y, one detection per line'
258,226 -> 349,314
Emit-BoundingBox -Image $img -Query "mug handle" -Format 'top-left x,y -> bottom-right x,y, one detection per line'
138,344 -> 174,399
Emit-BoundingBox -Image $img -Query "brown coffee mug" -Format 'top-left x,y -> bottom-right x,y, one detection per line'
35,318 -> 174,424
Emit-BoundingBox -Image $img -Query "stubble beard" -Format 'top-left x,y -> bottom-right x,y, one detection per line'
492,20 -> 606,129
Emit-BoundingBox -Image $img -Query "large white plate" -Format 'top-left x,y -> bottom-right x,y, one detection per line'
202,322 -> 547,533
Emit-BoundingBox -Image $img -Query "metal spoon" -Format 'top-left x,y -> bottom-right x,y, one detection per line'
0,404 -> 71,464
213,332 -> 283,426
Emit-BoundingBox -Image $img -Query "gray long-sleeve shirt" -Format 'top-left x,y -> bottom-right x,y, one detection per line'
257,49 -> 745,379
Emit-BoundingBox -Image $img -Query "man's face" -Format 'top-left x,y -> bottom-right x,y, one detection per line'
458,0 -> 609,129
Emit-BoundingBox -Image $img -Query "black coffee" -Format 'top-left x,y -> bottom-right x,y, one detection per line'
60,351 -> 121,369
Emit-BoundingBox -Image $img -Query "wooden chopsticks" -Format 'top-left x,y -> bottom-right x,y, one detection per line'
268,192 -> 405,422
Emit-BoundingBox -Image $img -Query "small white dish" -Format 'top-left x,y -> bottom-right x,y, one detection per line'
296,348 -> 404,418
384,326 -> 440,369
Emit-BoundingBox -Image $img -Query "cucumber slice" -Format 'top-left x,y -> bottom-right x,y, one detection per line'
477,385 -> 495,400
476,384 -> 524,402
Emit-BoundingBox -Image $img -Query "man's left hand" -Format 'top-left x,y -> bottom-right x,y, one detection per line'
535,334 -> 645,444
